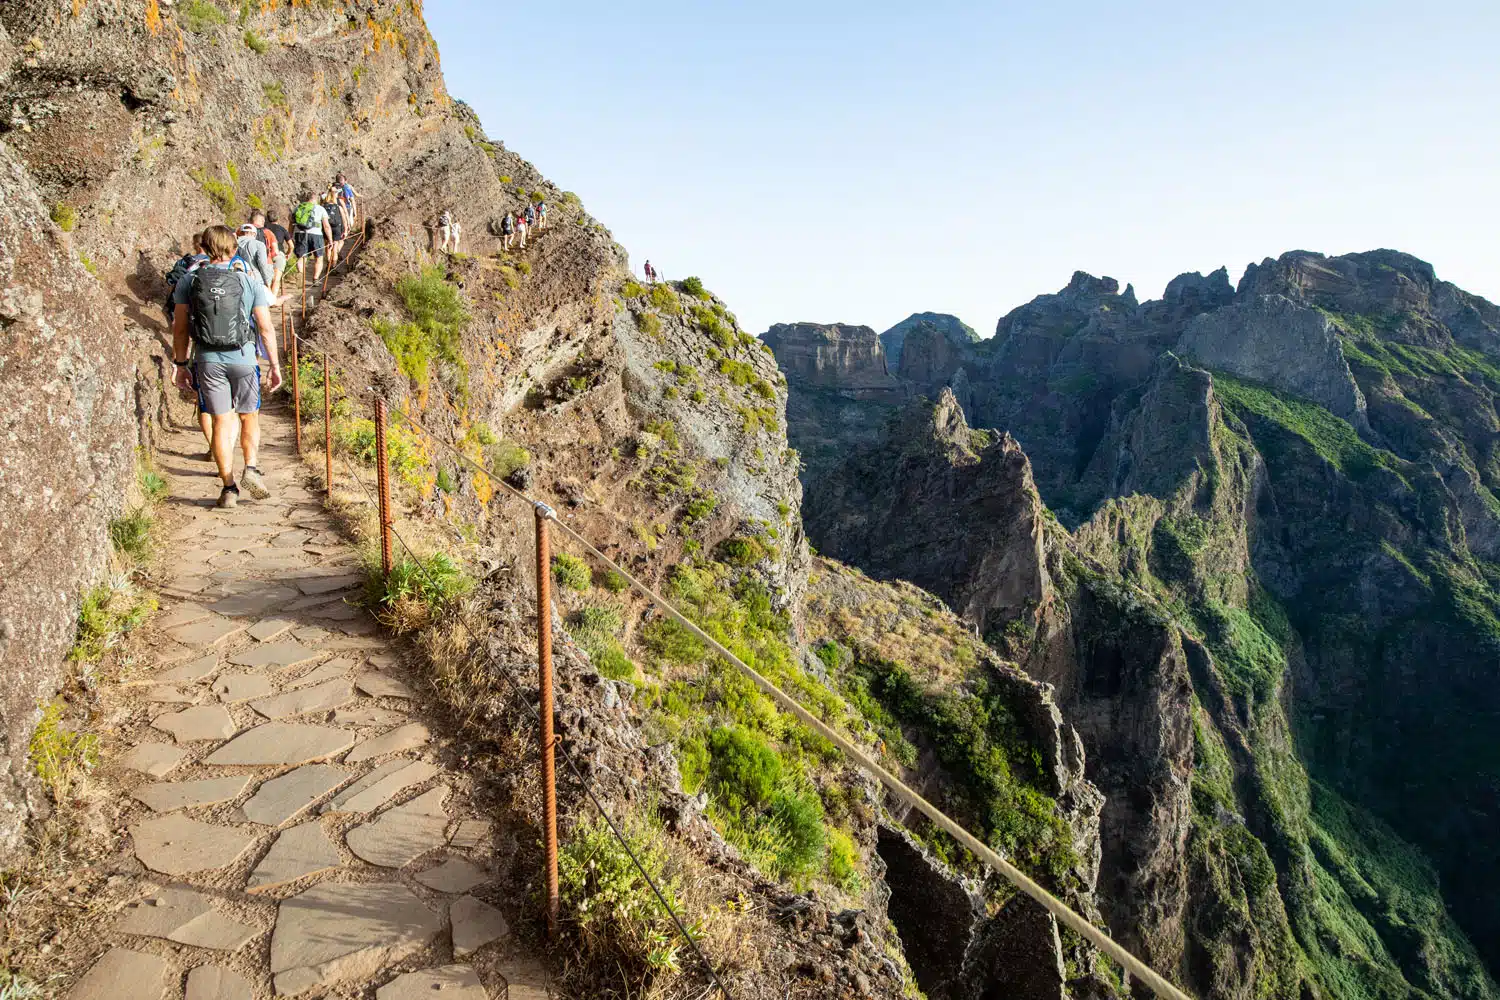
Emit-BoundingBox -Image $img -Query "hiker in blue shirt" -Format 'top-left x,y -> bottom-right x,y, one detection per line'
170,225 -> 284,509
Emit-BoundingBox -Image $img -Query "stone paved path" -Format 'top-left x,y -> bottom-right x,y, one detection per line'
69,407 -> 548,999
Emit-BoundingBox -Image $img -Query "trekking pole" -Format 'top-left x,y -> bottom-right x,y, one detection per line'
373,396 -> 393,576
322,351 -> 333,495
534,502 -> 561,941
290,325 -> 301,457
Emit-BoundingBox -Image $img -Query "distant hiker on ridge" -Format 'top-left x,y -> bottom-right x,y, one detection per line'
536,199 -> 548,230
500,210 -> 514,250
171,225 -> 283,509
436,209 -> 462,254
644,260 -> 657,284
514,209 -> 527,249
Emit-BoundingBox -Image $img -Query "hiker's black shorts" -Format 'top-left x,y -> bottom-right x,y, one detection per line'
294,232 -> 325,259
192,362 -> 261,415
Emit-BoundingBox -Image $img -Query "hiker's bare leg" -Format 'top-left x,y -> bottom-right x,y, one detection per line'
239,411 -> 261,471
199,410 -> 213,447
211,413 -> 237,485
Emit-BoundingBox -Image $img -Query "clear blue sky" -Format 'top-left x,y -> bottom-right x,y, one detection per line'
426,1 -> 1500,338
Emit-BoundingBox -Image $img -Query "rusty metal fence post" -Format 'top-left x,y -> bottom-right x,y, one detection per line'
322,352 -> 333,494
373,396 -> 393,576
534,504 -> 560,941
290,321 -> 301,456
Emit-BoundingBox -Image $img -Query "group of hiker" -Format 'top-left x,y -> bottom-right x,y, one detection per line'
163,173 -> 362,509
495,198 -> 548,251
167,170 -> 559,509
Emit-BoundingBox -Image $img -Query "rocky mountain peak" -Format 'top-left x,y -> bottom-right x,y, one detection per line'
880,311 -> 980,366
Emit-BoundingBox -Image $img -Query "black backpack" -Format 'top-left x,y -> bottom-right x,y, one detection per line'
163,253 -> 204,319
327,206 -> 345,240
187,267 -> 253,350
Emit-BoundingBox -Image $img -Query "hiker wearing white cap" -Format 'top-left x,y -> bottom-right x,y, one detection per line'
235,224 -> 275,289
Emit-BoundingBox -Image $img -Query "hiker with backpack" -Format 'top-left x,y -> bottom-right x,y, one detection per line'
170,225 -> 282,509
523,203 -> 536,235
436,209 -> 462,254
162,233 -> 208,325
536,200 -> 548,230
500,210 -> 514,250
291,189 -> 333,284
235,224 -> 276,291
249,210 -> 284,297
515,209 -> 527,249
322,189 -> 347,269
337,172 -> 359,224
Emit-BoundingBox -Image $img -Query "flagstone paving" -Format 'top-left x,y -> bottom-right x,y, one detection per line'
65,413 -> 544,998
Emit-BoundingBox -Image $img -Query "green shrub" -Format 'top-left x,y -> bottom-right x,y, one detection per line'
180,0 -> 229,33
435,467 -> 456,493
336,418 -> 425,486
369,551 -> 471,615
678,733 -> 710,794
109,509 -> 154,564
598,569 -> 630,594
717,536 -> 767,567
29,699 -> 99,802
636,311 -> 663,339
622,280 -> 646,299
680,276 -> 707,298
243,28 -> 269,53
559,814 -> 686,973
140,469 -> 168,503
486,440 -> 530,480
262,80 -> 287,108
70,578 -> 156,663
394,265 -> 470,371
827,828 -> 863,892
79,253 -> 97,276
682,492 -> 717,526
653,359 -> 677,374
552,552 -> 592,591
648,284 -> 680,315
569,604 -> 623,648
190,166 -> 238,223
768,790 -> 826,873
50,202 -> 76,232
708,726 -> 782,807
718,358 -> 755,386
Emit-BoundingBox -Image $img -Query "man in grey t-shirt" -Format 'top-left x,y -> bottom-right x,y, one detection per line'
236,223 -> 275,289
171,225 -> 284,508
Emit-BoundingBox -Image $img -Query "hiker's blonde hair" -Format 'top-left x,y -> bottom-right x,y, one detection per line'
202,225 -> 238,260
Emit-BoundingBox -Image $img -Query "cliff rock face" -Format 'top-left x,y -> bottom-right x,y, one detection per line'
1177,294 -> 1371,433
783,249 -> 1500,1000
804,390 -> 1048,636
762,321 -> 903,393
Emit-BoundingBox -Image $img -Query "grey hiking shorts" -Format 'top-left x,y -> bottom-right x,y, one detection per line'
192,362 -> 261,415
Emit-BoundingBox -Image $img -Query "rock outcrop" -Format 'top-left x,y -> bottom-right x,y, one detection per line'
880,311 -> 979,369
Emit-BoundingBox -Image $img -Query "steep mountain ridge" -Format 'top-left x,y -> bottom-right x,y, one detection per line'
773,250 -> 1500,1000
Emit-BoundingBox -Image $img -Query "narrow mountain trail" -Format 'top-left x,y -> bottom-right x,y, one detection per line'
62,403 -> 549,999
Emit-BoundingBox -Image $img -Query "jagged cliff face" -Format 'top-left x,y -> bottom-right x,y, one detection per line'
880,311 -> 979,369
777,250 -> 1500,1000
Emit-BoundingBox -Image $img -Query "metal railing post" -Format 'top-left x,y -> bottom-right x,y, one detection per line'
290,322 -> 301,456
535,504 -> 560,941
323,352 -> 333,494
374,396 -> 393,576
